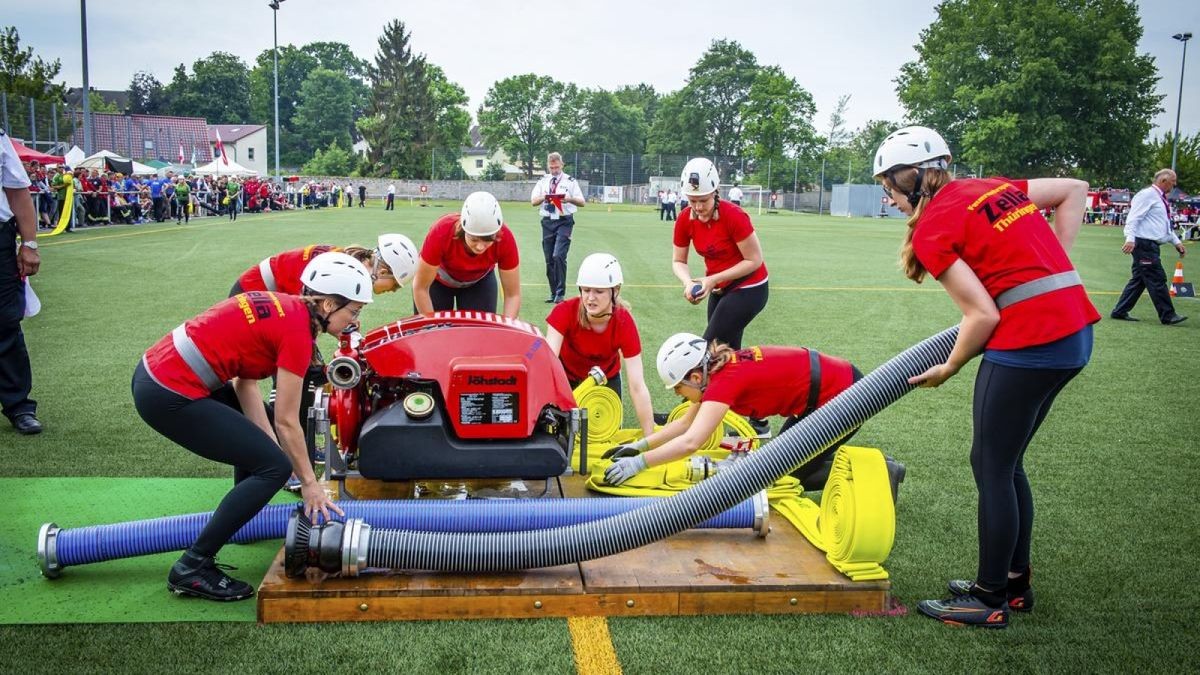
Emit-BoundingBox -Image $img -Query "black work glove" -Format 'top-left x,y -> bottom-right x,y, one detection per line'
601,444 -> 641,460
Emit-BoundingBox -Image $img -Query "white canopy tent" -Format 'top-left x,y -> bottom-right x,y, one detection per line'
74,150 -> 158,175
63,145 -> 86,169
193,157 -> 258,177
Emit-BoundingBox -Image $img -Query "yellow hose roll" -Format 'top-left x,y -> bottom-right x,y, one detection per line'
667,402 -> 760,452
572,376 -> 623,445
769,446 -> 895,581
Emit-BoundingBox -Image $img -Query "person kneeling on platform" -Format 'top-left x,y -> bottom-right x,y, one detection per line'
603,333 -> 904,500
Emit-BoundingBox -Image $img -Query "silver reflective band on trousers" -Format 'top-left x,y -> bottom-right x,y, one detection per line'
171,325 -> 223,391
994,270 -> 1082,310
258,259 -> 277,292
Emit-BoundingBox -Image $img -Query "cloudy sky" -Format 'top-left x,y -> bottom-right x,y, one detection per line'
8,0 -> 1199,139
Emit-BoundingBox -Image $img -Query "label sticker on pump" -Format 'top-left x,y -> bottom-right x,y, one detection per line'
459,392 -> 520,425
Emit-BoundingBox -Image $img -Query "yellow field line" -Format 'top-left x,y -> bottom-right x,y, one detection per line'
568,616 -> 622,675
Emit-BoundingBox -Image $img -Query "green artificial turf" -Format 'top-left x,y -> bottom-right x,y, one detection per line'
5,203 -> 1198,672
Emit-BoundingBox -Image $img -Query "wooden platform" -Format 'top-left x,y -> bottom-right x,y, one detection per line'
256,475 -> 889,623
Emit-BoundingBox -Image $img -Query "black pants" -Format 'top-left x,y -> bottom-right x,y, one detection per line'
703,282 -> 769,349
385,194 -> 394,210
0,219 -> 35,422
427,273 -> 500,313
132,361 -> 291,558
1111,238 -> 1176,320
971,359 -> 1082,590
541,216 -> 574,300
665,203 -> 676,220
781,366 -> 863,490
358,191 -> 366,207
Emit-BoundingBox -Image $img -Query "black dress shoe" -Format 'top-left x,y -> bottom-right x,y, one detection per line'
1109,313 -> 1139,321
544,297 -> 556,303
552,295 -> 565,304
12,413 -> 43,435
1163,314 -> 1188,325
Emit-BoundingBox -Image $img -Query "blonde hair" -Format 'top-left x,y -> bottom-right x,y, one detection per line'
1154,169 -> 1177,183
883,167 -> 953,283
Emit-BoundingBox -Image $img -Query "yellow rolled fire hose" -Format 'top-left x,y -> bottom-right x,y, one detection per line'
586,445 -> 895,581
770,445 -> 894,581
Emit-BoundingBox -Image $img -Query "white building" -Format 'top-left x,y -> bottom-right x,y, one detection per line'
207,124 -> 267,176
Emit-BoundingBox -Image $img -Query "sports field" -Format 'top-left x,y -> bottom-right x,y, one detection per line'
4,202 -> 1197,672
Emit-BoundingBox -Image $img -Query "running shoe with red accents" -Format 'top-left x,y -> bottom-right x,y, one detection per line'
948,578 -> 1034,612
917,594 -> 1009,628
168,555 -> 254,602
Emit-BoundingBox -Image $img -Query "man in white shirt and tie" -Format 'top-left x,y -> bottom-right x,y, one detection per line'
530,152 -> 585,304
1110,169 -> 1187,325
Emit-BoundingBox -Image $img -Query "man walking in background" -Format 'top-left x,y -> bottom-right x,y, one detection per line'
386,183 -> 395,211
1110,169 -> 1187,325
531,152 -> 585,304
358,182 -> 367,207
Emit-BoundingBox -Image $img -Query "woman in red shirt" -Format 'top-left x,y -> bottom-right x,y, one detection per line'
545,253 -> 655,437
132,252 -> 372,601
603,333 -> 876,495
873,126 -> 1098,628
672,158 -> 768,350
412,191 -> 521,317
230,234 -> 418,298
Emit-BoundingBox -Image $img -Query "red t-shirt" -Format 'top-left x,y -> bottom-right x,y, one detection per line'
913,178 -> 1100,350
673,201 -> 768,290
546,297 -> 642,382
236,245 -> 338,295
701,346 -> 855,419
143,292 -> 315,399
420,213 -> 519,286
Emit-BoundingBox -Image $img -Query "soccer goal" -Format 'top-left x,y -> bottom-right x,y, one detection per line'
719,184 -> 765,215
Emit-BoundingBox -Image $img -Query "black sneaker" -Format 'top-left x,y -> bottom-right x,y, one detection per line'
653,412 -> 670,426
917,593 -> 1008,628
167,554 -> 255,601
948,578 -> 1034,612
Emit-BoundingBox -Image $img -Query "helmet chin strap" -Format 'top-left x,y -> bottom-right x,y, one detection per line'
905,168 -> 927,208
314,298 -> 350,334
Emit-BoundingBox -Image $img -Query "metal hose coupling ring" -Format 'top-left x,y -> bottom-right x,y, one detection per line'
285,508 -> 371,578
326,355 -> 362,389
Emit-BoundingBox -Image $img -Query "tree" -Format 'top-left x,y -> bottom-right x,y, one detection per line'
302,139 -> 356,176
614,84 -> 660,152
574,89 -> 646,154
292,68 -> 356,158
126,71 -> 166,114
87,91 -> 119,114
166,53 -> 252,124
1149,132 -> 1200,194
645,89 -> 706,156
426,64 -> 471,170
683,39 -> 759,157
248,45 -> 319,165
897,0 -> 1160,184
481,161 -> 507,181
742,66 -> 820,189
846,119 -> 899,184
478,74 -> 567,177
0,26 -> 66,142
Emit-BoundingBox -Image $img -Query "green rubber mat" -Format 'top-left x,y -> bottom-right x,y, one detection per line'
3,478 -> 296,624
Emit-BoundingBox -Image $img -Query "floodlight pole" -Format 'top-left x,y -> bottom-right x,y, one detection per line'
270,0 -> 286,182
1171,32 -> 1192,173
80,0 -> 93,154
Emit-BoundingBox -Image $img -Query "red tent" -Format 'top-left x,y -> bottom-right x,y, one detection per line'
9,138 -> 64,165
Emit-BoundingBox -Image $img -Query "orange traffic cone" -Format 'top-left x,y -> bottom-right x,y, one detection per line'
1170,261 -> 1184,297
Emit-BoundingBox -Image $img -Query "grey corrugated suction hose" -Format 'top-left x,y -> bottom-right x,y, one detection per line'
291,326 -> 958,575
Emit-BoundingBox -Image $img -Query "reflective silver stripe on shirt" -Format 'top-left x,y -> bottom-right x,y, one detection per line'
258,258 -> 277,292
436,266 -> 489,289
171,325 -> 223,391
994,270 -> 1082,310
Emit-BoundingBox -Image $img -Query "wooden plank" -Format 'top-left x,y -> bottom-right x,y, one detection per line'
258,473 -> 890,623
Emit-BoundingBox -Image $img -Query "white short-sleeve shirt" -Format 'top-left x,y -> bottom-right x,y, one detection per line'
532,171 -> 583,218
0,132 -> 33,221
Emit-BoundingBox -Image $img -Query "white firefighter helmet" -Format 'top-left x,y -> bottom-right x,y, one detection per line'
460,191 -> 503,237
656,332 -> 708,389
301,251 -> 374,303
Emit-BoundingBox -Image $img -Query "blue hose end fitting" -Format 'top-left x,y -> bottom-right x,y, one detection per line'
37,522 -> 62,579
